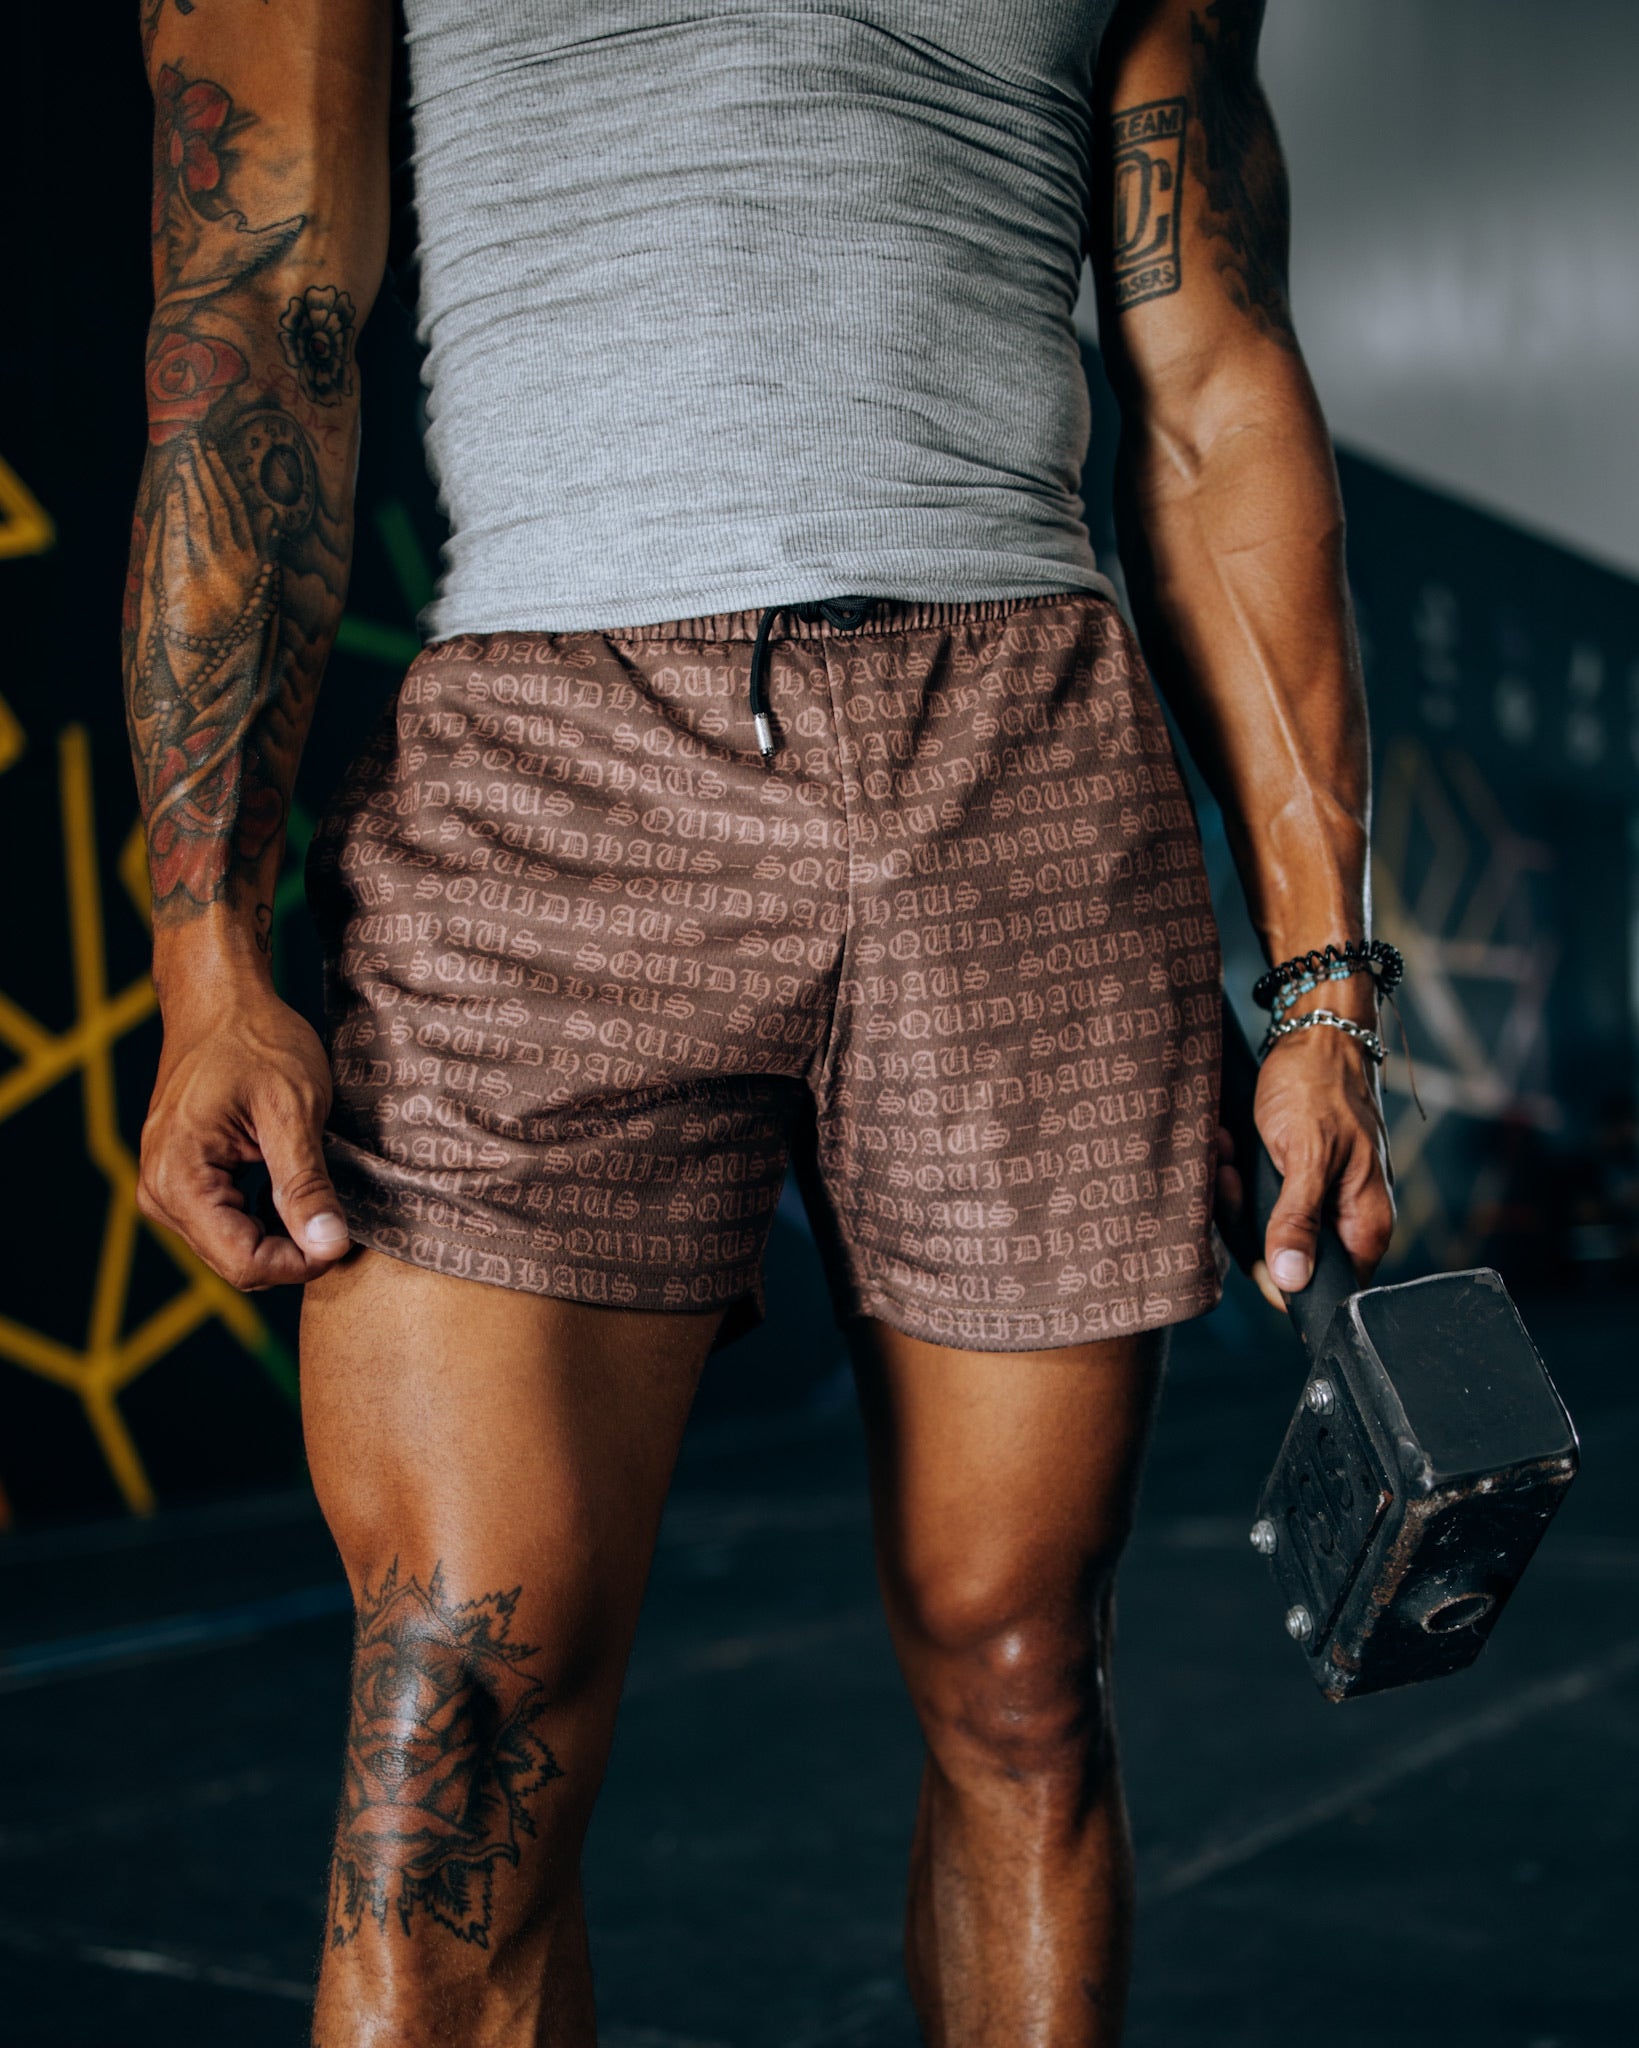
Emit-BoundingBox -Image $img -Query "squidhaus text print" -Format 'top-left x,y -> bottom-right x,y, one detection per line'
309,600 -> 1221,1349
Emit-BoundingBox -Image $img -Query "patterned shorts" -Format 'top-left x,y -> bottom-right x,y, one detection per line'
308,593 -> 1223,1350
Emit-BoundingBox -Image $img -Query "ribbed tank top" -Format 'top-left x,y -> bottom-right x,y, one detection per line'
402,1 -> 1119,637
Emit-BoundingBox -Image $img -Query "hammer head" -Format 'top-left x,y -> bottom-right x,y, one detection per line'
1253,1268 -> 1578,1702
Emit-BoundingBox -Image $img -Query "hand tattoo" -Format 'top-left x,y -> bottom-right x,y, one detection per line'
329,1562 -> 564,1949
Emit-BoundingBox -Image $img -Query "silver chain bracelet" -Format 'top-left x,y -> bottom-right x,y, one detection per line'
1258,1007 -> 1386,1065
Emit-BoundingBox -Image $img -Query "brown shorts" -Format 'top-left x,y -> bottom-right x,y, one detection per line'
308,593 -> 1222,1349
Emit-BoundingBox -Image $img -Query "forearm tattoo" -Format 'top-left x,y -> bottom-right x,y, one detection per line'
1108,0 -> 1295,345
329,1563 -> 563,1948
125,56 -> 356,921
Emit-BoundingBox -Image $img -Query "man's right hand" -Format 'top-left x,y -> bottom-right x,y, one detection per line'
138,980 -> 352,1290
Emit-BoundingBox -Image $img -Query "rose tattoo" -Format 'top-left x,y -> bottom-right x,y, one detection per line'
329,1563 -> 563,1948
145,332 -> 248,444
151,61 -> 229,234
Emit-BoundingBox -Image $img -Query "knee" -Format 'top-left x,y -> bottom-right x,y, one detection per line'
329,1560 -> 591,1952
899,1562 -> 1119,1793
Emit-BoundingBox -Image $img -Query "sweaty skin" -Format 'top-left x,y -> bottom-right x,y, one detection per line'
129,1 -> 1392,2043
1091,0 -> 1393,1306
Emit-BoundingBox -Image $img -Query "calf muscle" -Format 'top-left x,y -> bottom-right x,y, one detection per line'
853,1322 -> 1168,2046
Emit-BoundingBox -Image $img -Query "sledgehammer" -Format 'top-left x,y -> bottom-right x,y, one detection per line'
1218,995 -> 1579,1702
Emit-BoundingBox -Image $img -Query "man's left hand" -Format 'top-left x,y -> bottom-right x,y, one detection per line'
1215,1025 -> 1395,1312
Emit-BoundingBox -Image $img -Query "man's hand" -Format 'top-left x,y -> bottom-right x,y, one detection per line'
1215,1026 -> 1395,1311
138,982 -> 351,1290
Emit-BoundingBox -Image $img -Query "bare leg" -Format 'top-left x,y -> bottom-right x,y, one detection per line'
852,1322 -> 1168,2047
301,1251 -> 721,2048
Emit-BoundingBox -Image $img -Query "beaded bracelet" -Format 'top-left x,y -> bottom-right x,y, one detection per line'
1259,1008 -> 1387,1065
1253,938 -> 1404,1021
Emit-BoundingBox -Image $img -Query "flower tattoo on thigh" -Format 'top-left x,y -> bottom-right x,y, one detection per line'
330,1562 -> 564,1948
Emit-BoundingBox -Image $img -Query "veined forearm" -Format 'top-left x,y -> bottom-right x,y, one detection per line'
1092,0 -> 1373,976
125,40 -> 375,964
1114,355 -> 1371,968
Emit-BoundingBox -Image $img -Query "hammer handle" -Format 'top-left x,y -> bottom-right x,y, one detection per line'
1219,994 -> 1360,1360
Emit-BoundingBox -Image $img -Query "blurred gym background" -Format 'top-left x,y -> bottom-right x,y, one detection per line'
1,4 -> 1634,2043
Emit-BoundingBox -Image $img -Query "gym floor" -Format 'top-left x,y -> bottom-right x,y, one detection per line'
1,1217 -> 1633,2048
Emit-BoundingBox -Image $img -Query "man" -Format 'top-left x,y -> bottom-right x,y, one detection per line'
127,0 -> 1392,2038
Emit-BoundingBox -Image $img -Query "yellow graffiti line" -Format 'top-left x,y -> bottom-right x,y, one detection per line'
0,725 -> 302,1519
55,726 -> 157,1512
103,1285 -> 218,1395
0,989 -> 53,1058
82,1384 -> 155,1517
180,1259 -> 268,1348
133,1195 -> 272,1350
0,980 -> 156,1124
0,690 -> 24,775
89,1184 -> 141,1356
61,726 -> 109,1029
0,1315 -> 84,1390
59,743 -> 276,1355
0,454 -> 55,562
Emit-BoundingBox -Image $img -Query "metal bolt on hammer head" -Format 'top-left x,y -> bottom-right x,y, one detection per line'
1305,1378 -> 1337,1416
1249,1518 -> 1278,1555
1284,1604 -> 1314,1641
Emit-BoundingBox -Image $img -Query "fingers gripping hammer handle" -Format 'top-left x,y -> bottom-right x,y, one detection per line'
1219,994 -> 1361,1360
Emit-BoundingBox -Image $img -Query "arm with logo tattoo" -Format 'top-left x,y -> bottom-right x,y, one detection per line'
129,0 -> 390,1288
1089,0 -> 1394,1306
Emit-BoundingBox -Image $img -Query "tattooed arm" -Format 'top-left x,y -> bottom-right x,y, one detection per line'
130,0 -> 390,1287
1088,0 -> 1393,1302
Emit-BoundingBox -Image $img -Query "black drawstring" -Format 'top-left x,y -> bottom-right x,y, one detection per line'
748,596 -> 881,761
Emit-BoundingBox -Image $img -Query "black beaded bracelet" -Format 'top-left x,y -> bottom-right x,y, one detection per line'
1252,938 -> 1404,1014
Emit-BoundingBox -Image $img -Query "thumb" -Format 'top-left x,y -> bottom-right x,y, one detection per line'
259,1104 -> 350,1263
1264,1148 -> 1327,1297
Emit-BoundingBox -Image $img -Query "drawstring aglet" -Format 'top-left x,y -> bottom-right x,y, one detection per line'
747,603 -> 786,766
746,597 -> 877,764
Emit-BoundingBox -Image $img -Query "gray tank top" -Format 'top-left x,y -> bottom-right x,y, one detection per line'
402,1 -> 1119,637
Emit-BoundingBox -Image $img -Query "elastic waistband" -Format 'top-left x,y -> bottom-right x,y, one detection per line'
618,592 -> 1095,643
425,592 -> 1100,661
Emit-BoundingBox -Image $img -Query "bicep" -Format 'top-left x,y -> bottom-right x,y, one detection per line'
142,0 -> 392,318
1089,0 -> 1296,408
